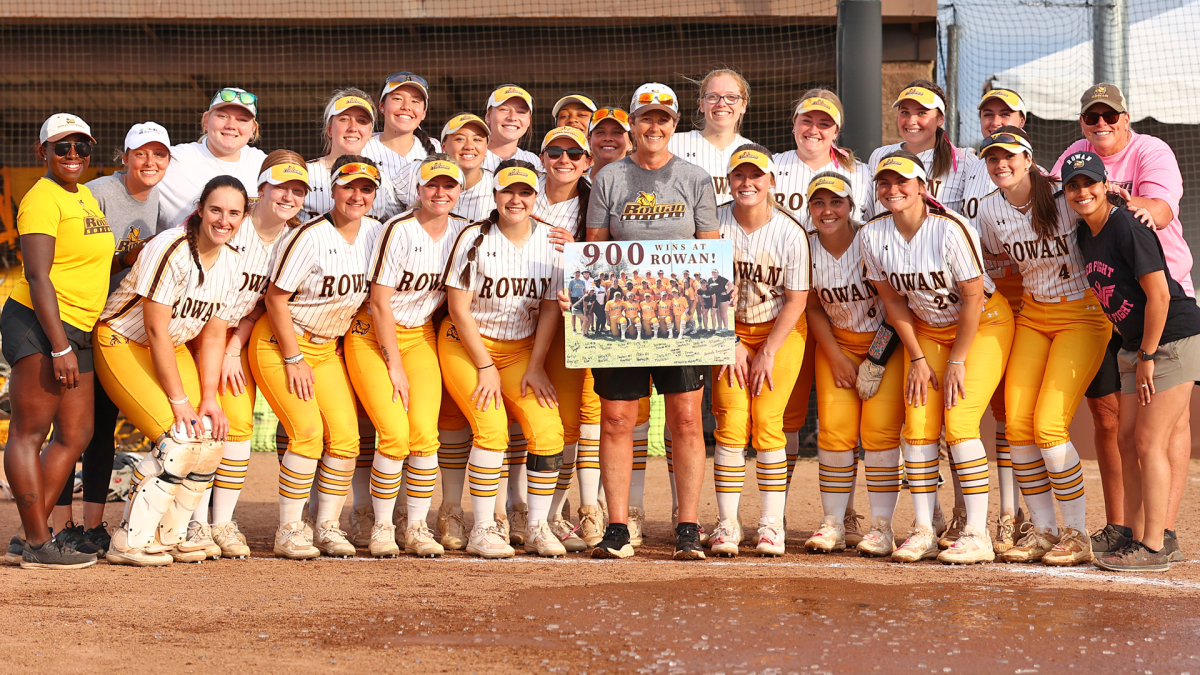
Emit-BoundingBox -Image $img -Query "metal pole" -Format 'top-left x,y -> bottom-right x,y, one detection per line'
945,24 -> 960,145
837,0 -> 882,156
1093,0 -> 1130,94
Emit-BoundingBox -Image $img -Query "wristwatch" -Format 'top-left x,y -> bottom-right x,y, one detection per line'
1138,348 -> 1160,361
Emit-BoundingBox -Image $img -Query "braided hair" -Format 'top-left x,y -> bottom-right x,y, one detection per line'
184,175 -> 248,285
414,125 -> 438,155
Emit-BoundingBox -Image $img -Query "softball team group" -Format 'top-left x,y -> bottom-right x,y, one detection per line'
4,69 -> 1196,574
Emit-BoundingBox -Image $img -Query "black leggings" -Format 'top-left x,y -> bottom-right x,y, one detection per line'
56,378 -> 119,507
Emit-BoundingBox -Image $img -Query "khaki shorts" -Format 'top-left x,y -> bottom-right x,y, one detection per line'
1118,332 -> 1200,394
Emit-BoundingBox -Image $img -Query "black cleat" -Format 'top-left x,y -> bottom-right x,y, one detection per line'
673,522 -> 706,561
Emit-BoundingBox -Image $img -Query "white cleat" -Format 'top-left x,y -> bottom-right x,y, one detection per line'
313,520 -> 355,558
805,516 -> 846,553
755,518 -> 786,557
404,521 -> 445,558
211,522 -> 250,559
466,522 -> 515,559
526,521 -> 568,558
857,516 -> 896,558
273,521 -> 319,560
577,505 -> 605,547
106,529 -> 172,567
892,524 -> 940,563
549,515 -> 587,552
437,505 -> 469,551
709,518 -> 740,557
627,507 -> 645,548
938,525 -> 996,565
349,505 -> 375,548
368,522 -> 401,558
843,508 -> 865,548
181,521 -> 222,560
507,503 -> 529,546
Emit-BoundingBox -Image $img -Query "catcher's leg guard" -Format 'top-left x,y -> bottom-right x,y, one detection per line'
161,422 -> 223,546
121,432 -> 201,550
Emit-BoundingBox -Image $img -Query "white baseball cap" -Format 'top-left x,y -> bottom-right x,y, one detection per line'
124,122 -> 172,152
630,83 -> 680,119
40,113 -> 94,144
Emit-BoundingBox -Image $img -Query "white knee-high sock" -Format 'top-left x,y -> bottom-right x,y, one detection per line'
316,456 -> 356,525
278,453 -> 319,526
1009,443 -> 1057,534
948,439 -> 990,533
903,442 -> 941,528
1041,441 -> 1086,533
211,439 -> 252,524
548,442 -> 577,520
864,448 -> 902,521
526,453 -> 562,527
436,427 -> 471,509
405,453 -> 439,525
755,448 -> 788,522
369,454 -> 405,525
630,421 -> 649,510
352,417 -> 377,510
713,444 -> 746,522
994,420 -> 1015,516
817,448 -> 855,520
467,447 -> 504,528
191,486 -> 213,525
576,423 -> 601,508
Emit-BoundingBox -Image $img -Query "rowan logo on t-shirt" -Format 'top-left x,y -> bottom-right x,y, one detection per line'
83,214 -> 111,236
621,192 -> 685,221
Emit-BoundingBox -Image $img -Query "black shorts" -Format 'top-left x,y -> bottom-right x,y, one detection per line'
0,298 -> 94,372
592,365 -> 705,401
1085,332 -> 1122,400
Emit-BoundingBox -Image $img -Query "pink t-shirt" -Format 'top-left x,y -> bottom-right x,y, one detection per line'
1054,132 -> 1192,296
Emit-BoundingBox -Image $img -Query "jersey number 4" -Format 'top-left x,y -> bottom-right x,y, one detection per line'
1058,264 -> 1071,280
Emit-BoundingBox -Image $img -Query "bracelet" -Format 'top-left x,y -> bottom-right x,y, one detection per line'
168,394 -> 189,405
910,356 -> 926,363
50,345 -> 73,358
283,353 -> 305,365
225,351 -> 241,358
947,359 -> 966,365
478,363 -> 496,370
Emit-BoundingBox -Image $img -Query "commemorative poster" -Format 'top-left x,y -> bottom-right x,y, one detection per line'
562,239 -> 736,368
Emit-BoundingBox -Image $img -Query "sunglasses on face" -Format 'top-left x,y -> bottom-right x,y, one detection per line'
1081,110 -> 1122,126
544,146 -> 589,160
51,141 -> 92,158
703,93 -> 744,105
215,88 -> 258,107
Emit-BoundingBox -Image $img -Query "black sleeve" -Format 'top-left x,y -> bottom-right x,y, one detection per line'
1121,211 -> 1170,280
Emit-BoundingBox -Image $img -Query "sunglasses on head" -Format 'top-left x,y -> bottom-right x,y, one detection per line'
1081,110 -> 1122,126
51,140 -> 92,158
544,146 -> 589,160
637,91 -> 674,106
384,72 -> 429,92
592,108 -> 631,126
215,88 -> 257,107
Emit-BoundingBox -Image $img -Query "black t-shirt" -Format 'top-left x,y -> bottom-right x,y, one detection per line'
1076,206 -> 1200,351
711,276 -> 731,302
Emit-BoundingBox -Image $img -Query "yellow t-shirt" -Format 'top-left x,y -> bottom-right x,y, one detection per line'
12,178 -> 115,330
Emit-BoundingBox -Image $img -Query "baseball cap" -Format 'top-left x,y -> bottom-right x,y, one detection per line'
123,122 -> 171,152
874,156 -> 928,182
208,87 -> 258,117
794,97 -> 842,127
727,148 -> 777,176
40,113 -> 94,144
258,163 -> 310,188
440,113 -> 490,140
807,174 -> 852,200
332,161 -> 381,186
589,107 -> 631,133
978,89 -> 1027,114
381,72 -> 429,101
488,85 -> 533,111
325,95 -> 376,123
541,126 -> 588,152
630,83 -> 679,119
1060,151 -> 1107,184
893,86 -> 946,114
979,130 -> 1034,157
1080,83 -> 1127,114
417,159 -> 465,186
552,93 -> 598,119
495,165 -> 539,191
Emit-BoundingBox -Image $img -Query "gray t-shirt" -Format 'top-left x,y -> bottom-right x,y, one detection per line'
587,156 -> 718,241
85,172 -> 160,293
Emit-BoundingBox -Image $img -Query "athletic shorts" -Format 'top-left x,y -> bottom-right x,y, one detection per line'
0,298 -> 94,372
1118,332 -> 1200,395
1084,332 -> 1122,399
592,365 -> 705,401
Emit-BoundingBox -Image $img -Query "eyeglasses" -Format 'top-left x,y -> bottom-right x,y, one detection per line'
51,141 -> 92,158
214,88 -> 258,107
1081,110 -> 1122,126
636,91 -> 674,106
544,146 -> 589,160
703,93 -> 744,105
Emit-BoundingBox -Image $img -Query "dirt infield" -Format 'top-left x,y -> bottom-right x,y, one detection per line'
3,454 -> 1200,674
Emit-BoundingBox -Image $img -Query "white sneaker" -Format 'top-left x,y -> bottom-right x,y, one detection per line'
938,525 -> 995,564
181,521 -> 222,559
549,515 -> 587,552
709,518 -> 740,557
857,516 -> 895,558
405,521 -> 445,558
526,521 -> 568,558
466,522 -> 515,559
273,521 -> 319,560
436,505 -> 469,550
804,517 -> 846,553
349,505 -> 374,548
627,507 -> 645,547
211,522 -> 250,559
313,520 -> 355,558
578,505 -> 605,547
755,518 -> 785,557
892,524 -> 939,563
508,503 -> 529,545
368,522 -> 400,558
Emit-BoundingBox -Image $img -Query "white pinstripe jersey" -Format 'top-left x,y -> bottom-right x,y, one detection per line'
860,211 -> 995,328
302,159 -> 403,224
362,133 -> 442,182
270,214 -> 383,340
368,211 -> 470,328
392,163 -> 497,223
974,186 -> 1088,298
961,159 -> 1050,278
667,129 -> 752,205
217,216 -> 290,323
772,151 -> 871,226
483,149 -> 544,174
809,230 -> 886,333
102,226 -> 239,346
445,219 -> 563,341
533,182 -> 584,240
865,143 -> 978,219
717,204 -> 810,324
